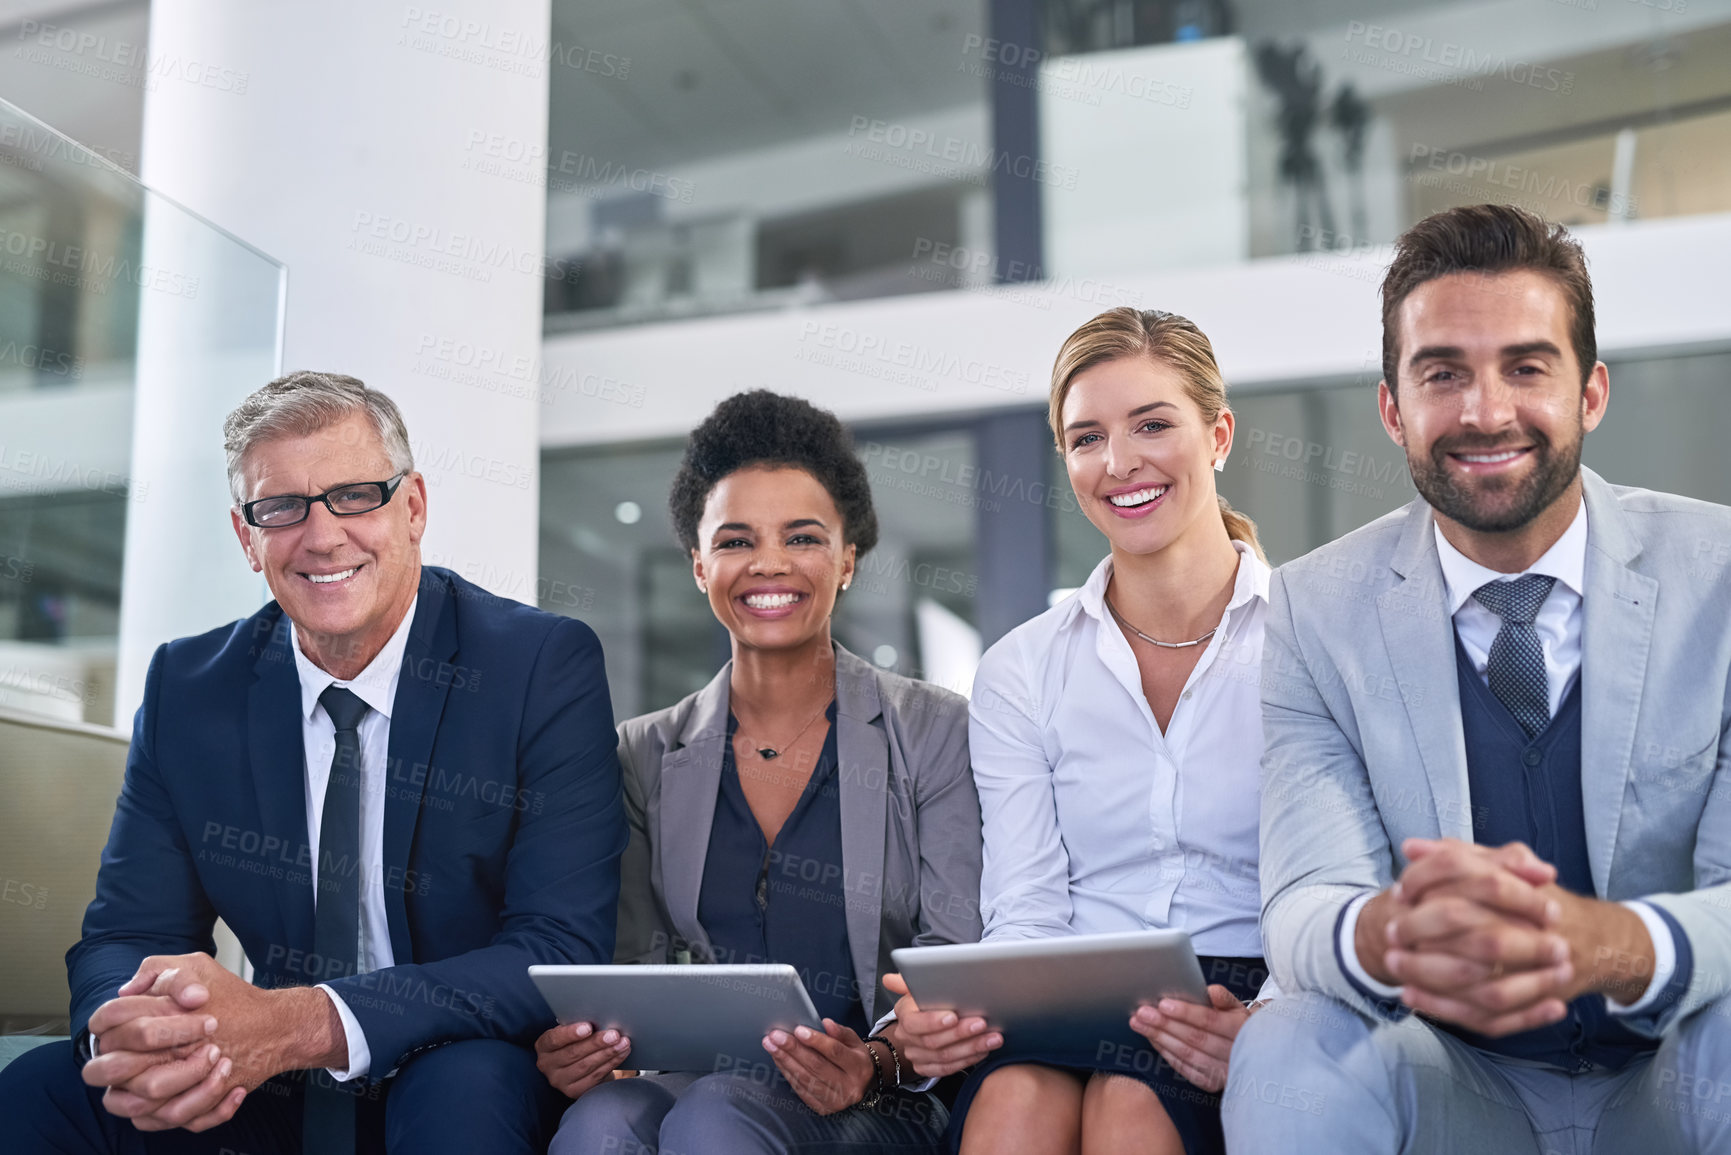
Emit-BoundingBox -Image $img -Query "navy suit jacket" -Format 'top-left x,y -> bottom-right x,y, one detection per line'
67,565 -> 627,1075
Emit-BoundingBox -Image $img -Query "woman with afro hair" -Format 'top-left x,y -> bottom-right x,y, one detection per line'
539,389 -> 982,1154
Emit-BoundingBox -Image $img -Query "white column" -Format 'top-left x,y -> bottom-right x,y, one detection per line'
118,1 -> 552,722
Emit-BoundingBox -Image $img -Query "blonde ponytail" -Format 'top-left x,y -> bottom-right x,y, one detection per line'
1218,495 -> 1266,563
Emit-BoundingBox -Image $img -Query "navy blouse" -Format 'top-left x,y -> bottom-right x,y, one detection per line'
696,702 -> 869,1037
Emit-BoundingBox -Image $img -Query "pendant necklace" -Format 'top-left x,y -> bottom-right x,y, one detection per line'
1105,595 -> 1218,650
736,696 -> 831,760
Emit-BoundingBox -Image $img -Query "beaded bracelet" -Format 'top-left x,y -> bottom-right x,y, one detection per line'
857,1038 -> 887,1109
866,1033 -> 903,1087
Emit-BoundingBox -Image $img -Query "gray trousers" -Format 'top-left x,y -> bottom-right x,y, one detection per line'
548,1069 -> 948,1155
1221,992 -> 1731,1155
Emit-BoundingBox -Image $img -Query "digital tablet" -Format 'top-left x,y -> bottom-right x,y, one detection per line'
528,964 -> 823,1072
890,929 -> 1210,1055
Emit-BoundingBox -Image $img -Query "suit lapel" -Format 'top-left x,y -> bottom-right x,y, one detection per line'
1379,497 -> 1474,841
248,610 -> 314,956
658,666 -> 730,959
834,646 -> 889,1026
382,572 -> 457,959
1578,470 -> 1656,895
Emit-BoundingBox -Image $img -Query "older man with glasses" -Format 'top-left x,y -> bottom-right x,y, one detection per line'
0,371 -> 627,1155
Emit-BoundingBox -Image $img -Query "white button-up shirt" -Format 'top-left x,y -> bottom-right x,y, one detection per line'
1438,499 -> 1586,718
291,595 -> 418,1080
970,542 -> 1268,958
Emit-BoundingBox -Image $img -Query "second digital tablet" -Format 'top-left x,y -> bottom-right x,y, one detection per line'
529,963 -> 822,1072
891,929 -> 1210,1054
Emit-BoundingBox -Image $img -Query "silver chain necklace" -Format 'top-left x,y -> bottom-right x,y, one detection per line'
1105,596 -> 1218,650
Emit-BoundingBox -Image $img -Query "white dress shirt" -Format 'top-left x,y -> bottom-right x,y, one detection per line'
291,595 -> 418,1080
1338,502 -> 1674,1012
970,541 -> 1269,958
1439,500 -> 1586,718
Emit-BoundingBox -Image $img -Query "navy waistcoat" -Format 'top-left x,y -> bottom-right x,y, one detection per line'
1450,637 -> 1655,1071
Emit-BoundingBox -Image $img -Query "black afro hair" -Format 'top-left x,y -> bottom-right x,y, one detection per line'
668,390 -> 879,557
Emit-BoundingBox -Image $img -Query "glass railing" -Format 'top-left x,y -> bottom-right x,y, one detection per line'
0,97 -> 284,727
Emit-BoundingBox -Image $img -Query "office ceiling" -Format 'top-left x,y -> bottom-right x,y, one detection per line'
548,0 -> 986,172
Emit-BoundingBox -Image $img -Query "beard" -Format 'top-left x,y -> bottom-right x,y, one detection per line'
1405,423 -> 1582,533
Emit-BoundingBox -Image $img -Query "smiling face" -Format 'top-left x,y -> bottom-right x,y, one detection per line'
229,410 -> 426,675
692,464 -> 856,655
1380,269 -> 1608,543
1060,355 -> 1233,558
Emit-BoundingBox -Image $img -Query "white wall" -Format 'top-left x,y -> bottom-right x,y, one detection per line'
538,210 -> 1731,448
1041,38 -> 1252,277
117,0 -> 553,721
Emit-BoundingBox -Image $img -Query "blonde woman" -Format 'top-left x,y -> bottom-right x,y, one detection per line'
889,308 -> 1274,1155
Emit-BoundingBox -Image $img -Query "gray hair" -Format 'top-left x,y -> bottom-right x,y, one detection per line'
223,371 -> 415,502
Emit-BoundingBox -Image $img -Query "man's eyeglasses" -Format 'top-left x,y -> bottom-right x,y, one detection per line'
239,473 -> 407,528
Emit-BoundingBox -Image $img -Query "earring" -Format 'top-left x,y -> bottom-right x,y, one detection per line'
841,581 -> 851,592
1214,459 -> 1225,472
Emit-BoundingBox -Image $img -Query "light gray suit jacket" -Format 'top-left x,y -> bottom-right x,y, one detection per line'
612,643 -> 984,1027
1260,467 -> 1731,1032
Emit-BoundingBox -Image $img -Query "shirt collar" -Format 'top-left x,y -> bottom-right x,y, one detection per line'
1433,498 -> 1587,617
1077,539 -> 1270,626
290,595 -> 419,723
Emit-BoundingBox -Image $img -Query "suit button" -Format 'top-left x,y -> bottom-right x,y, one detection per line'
1524,749 -> 1543,766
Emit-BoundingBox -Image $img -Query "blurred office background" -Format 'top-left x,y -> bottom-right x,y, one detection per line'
2,0 -> 1729,724
2,0 -> 1729,1039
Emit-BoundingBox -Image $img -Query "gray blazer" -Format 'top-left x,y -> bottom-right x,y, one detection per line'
613,643 -> 984,1026
1260,467 -> 1731,1032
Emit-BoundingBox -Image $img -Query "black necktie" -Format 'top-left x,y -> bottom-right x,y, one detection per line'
1471,575 -> 1557,739
303,686 -> 368,1155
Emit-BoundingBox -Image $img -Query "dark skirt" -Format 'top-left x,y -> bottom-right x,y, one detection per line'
945,955 -> 1267,1155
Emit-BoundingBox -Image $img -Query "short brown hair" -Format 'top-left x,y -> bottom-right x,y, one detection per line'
1048,306 -> 1264,562
1380,204 -> 1596,395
